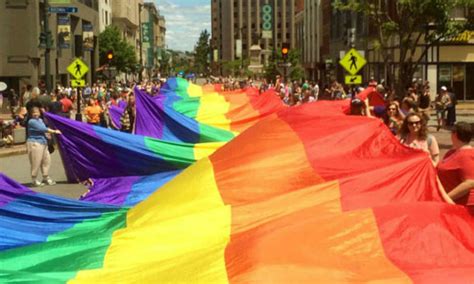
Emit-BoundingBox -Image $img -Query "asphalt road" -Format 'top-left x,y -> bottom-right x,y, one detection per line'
1,113 -> 472,201
0,151 -> 88,199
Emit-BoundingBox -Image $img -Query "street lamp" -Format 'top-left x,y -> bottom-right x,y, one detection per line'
239,26 -> 246,76
138,3 -> 144,81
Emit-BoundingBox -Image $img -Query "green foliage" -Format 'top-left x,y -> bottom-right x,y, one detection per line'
98,26 -> 137,72
159,49 -> 172,76
193,30 -> 211,76
171,51 -> 194,75
222,60 -> 241,76
264,48 -> 305,82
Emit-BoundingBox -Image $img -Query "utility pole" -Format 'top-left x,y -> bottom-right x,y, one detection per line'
43,0 -> 52,93
138,3 -> 144,82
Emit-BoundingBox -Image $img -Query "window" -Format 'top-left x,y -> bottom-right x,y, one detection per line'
451,6 -> 466,18
5,0 -> 28,8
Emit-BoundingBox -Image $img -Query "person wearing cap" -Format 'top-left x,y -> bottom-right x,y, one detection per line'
435,86 -> 451,131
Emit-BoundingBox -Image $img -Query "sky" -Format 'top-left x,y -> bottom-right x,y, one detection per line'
152,0 -> 211,52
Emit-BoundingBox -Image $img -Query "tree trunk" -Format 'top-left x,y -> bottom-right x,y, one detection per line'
396,62 -> 415,100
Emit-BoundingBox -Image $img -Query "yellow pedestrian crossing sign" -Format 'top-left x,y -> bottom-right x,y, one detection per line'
70,79 -> 86,87
67,58 -> 89,79
345,75 -> 362,85
339,48 -> 366,75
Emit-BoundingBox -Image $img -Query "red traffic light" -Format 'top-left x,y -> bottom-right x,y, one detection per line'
281,47 -> 289,55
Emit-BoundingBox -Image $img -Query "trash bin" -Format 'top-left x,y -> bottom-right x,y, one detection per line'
13,127 -> 26,144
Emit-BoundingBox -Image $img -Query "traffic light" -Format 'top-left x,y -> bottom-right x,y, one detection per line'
106,50 -> 114,62
281,43 -> 290,60
39,32 -> 47,48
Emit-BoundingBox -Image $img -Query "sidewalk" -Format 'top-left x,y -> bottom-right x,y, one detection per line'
0,112 -> 27,157
457,102 -> 474,110
0,144 -> 26,158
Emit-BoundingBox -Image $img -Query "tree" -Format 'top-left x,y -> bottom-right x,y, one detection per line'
335,0 -> 474,97
159,49 -> 171,76
264,48 -> 305,82
98,26 -> 137,72
222,60 -> 241,76
193,30 -> 211,76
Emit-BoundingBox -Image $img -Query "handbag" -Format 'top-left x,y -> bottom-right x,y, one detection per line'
47,138 -> 55,154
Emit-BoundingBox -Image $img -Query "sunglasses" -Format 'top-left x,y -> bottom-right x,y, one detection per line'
408,120 -> 421,126
388,108 -> 397,111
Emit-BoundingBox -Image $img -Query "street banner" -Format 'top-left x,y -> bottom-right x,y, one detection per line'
82,23 -> 94,51
142,22 -> 151,43
262,4 -> 272,39
57,15 -> 71,49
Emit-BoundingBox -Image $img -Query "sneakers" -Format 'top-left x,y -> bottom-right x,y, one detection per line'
32,180 -> 44,187
43,178 -> 56,186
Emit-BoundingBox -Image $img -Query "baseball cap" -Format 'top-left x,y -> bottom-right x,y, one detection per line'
441,86 -> 447,91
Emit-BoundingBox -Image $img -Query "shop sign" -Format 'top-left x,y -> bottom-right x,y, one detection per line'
443,30 -> 474,44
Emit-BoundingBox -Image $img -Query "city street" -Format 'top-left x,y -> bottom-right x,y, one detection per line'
1,151 -> 87,199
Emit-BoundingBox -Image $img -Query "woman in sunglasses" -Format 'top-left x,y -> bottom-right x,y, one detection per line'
398,112 -> 440,166
384,102 -> 404,135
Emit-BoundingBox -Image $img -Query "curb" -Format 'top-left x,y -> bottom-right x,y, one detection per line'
0,146 -> 27,158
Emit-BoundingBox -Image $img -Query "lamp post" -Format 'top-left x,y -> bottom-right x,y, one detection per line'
138,3 -> 144,82
239,26 -> 246,77
42,0 -> 52,93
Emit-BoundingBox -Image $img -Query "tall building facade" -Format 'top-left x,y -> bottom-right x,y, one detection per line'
142,2 -> 166,77
98,0 -> 112,32
111,0 -> 143,62
0,0 -> 100,91
157,15 -> 166,50
211,0 -> 300,74
301,0 -> 323,81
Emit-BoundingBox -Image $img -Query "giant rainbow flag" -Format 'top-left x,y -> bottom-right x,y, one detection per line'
2,102 -> 474,282
45,80 -> 284,205
108,78 -> 285,141
45,113 -> 222,206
